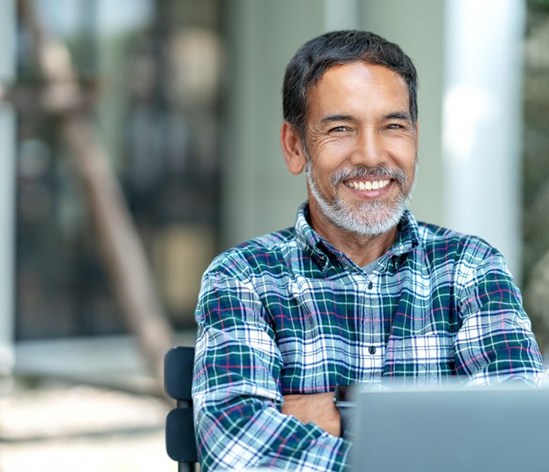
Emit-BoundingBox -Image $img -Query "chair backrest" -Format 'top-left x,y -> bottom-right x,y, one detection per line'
164,346 -> 198,472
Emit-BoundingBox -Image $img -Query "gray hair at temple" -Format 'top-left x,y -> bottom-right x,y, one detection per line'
282,30 -> 418,139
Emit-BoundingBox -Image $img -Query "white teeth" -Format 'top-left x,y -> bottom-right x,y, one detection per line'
347,180 -> 390,191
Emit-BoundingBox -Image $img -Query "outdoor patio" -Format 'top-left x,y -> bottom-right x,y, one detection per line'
0,333 -> 196,472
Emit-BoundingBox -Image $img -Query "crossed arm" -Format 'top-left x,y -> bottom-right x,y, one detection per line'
282,392 -> 341,437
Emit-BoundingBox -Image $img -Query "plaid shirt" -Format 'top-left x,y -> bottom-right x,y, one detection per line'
193,203 -> 543,471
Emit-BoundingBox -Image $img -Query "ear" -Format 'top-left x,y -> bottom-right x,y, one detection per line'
280,121 -> 307,175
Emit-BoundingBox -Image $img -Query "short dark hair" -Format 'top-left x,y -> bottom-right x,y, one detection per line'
282,30 -> 418,138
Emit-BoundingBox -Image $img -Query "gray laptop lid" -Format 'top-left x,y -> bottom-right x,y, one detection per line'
350,384 -> 549,472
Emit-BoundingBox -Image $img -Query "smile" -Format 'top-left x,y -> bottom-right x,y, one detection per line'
345,179 -> 391,191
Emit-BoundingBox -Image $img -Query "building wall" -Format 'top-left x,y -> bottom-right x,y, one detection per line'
222,0 -> 325,248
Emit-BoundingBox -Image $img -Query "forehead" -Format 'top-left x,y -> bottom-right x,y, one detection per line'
307,62 -> 410,115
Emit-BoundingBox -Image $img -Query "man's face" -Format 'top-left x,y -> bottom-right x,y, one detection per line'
303,62 -> 418,237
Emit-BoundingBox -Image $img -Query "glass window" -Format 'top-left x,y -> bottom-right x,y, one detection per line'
15,0 -> 222,340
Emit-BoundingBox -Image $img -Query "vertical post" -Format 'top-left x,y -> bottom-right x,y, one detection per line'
443,0 -> 525,279
324,0 -> 359,31
222,0 -> 325,247
0,0 -> 16,373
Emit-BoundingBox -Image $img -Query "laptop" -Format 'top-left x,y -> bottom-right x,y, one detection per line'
349,383 -> 549,472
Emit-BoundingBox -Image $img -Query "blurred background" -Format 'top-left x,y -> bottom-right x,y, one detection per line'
1,0 -> 549,470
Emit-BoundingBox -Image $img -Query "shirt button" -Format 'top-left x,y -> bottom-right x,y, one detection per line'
368,346 -> 376,355
368,281 -> 373,289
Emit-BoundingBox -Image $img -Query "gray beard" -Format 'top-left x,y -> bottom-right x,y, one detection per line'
306,161 -> 416,237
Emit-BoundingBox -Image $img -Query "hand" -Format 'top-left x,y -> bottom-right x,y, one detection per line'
282,392 -> 340,437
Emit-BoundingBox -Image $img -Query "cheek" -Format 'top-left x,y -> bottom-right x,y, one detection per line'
403,158 -> 418,189
309,132 -> 356,158
386,136 -> 416,154
391,142 -> 417,172
312,146 -> 353,181
308,162 -> 339,197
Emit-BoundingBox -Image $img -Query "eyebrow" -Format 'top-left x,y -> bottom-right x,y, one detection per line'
320,114 -> 356,124
320,111 -> 412,124
385,111 -> 412,121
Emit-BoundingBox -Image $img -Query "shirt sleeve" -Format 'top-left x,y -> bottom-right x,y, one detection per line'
454,250 -> 545,384
192,269 -> 350,472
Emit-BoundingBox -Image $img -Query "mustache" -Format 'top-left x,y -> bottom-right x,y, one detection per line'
330,165 -> 408,187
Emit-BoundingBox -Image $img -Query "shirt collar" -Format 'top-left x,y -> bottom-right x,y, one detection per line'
294,202 -> 421,268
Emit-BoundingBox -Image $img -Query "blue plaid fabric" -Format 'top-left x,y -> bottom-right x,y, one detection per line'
193,203 -> 543,471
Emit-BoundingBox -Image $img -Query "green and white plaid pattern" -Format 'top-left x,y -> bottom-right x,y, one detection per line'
193,203 -> 543,471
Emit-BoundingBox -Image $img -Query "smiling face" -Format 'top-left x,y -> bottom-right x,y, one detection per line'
282,61 -> 418,241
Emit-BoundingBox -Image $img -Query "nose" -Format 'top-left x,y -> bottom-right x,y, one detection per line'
349,127 -> 385,167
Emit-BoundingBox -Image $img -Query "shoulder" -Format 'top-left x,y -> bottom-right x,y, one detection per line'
415,220 -> 501,265
204,227 -> 296,280
412,221 -> 516,293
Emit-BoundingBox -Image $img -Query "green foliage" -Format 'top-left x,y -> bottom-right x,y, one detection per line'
528,0 -> 549,11
522,5 -> 549,345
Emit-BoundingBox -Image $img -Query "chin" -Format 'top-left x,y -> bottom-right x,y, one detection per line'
317,197 -> 406,236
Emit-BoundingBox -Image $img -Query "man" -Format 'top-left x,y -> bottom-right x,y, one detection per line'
192,30 -> 544,471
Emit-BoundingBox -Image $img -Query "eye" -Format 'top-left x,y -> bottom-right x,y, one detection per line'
329,126 -> 351,133
386,123 -> 405,130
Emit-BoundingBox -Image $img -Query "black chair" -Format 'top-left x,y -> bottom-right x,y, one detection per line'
164,346 -> 198,471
